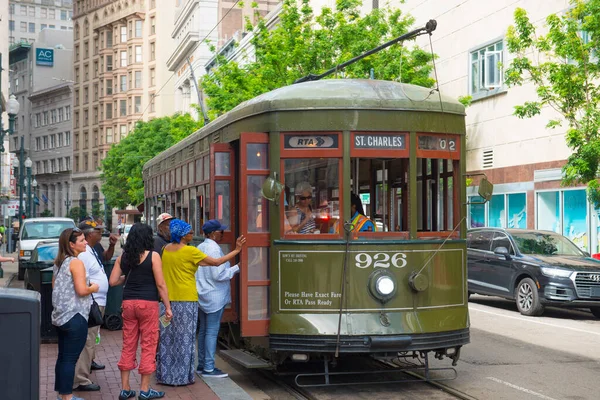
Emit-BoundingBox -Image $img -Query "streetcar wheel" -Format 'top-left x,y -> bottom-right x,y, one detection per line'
590,307 -> 600,319
515,278 -> 544,316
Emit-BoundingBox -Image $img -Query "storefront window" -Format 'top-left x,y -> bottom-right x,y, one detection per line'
283,158 -> 339,235
488,194 -> 505,228
563,190 -> 587,251
507,193 -> 527,229
537,191 -> 560,233
469,196 -> 485,228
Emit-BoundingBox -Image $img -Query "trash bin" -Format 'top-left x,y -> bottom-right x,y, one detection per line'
103,259 -> 123,330
25,263 -> 58,343
0,288 -> 40,400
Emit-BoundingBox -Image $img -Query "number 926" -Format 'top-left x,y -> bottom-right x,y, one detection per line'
354,252 -> 407,269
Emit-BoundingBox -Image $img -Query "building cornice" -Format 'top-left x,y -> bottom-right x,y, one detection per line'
29,82 -> 72,100
173,0 -> 198,37
166,31 -> 200,71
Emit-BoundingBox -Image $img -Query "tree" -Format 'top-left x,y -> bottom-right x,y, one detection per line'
505,1 -> 600,206
67,206 -> 86,222
40,209 -> 53,217
201,0 -> 436,117
100,113 -> 203,209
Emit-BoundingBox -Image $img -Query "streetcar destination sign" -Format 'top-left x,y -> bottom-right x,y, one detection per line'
418,135 -> 458,152
354,134 -> 406,149
284,134 -> 339,149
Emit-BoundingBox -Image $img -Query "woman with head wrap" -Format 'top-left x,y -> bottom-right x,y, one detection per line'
156,219 -> 246,387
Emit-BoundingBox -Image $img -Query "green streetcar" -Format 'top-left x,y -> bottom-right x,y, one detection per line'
143,78 -> 476,382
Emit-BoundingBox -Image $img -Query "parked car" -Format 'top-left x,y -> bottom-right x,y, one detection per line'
467,228 -> 600,317
17,217 -> 76,280
120,224 -> 133,247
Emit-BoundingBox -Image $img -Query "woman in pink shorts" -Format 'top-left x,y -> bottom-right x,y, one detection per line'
109,223 -> 172,400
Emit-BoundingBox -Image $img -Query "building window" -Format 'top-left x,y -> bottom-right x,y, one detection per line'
120,100 -> 127,116
120,26 -> 127,43
61,9 -> 68,20
35,113 -> 41,127
106,31 -> 113,48
20,22 -> 27,33
120,51 -> 127,67
28,6 -> 35,17
106,55 -> 113,71
9,20 -> 15,31
65,131 -> 71,146
120,125 -> 127,140
150,17 -> 155,35
35,138 -> 41,150
43,136 -> 48,149
43,112 -> 49,125
74,156 -> 79,172
51,110 -> 57,124
50,134 -> 56,148
135,20 -> 143,37
106,127 -> 113,143
470,40 -> 504,98
58,108 -> 64,122
469,192 -> 527,230
84,110 -> 89,126
150,68 -> 155,86
537,189 -> 589,251
84,41 -> 89,59
150,93 -> 155,113
20,5 -> 27,16
65,106 -> 71,120
66,156 -> 71,170
120,75 -> 127,92
106,103 -> 113,119
134,96 -> 141,113
84,155 -> 89,171
94,61 -> 98,78
28,23 -> 35,33
9,4 -> 14,14
41,24 -> 47,30
135,46 -> 142,63
150,42 -> 155,61
94,83 -> 98,101
41,8 -> 47,18
58,132 -> 63,147
106,79 -> 113,95
135,71 -> 142,88
84,86 -> 89,103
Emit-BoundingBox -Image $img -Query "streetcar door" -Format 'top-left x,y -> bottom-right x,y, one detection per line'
210,143 -> 238,323
239,133 -> 270,337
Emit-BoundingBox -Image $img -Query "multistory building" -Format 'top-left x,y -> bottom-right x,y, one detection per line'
1,0 -> 11,201
8,0 -> 74,46
71,0 -> 176,220
401,0 -> 598,252
9,29 -> 73,218
169,0 -> 279,118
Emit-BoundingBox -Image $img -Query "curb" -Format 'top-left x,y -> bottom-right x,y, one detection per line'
4,273 -> 15,288
200,374 -> 254,400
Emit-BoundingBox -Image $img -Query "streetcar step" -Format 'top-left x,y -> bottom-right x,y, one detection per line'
220,349 -> 271,369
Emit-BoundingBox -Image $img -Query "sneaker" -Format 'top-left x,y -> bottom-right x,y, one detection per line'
119,389 -> 136,400
139,388 -> 165,399
202,368 -> 228,378
57,397 -> 85,400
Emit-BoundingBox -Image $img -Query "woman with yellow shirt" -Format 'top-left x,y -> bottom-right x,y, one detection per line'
156,219 -> 245,386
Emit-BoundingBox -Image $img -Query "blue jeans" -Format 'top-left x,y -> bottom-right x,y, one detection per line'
197,307 -> 225,372
55,313 -> 88,394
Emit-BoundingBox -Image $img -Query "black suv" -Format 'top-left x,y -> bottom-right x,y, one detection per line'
467,228 -> 600,317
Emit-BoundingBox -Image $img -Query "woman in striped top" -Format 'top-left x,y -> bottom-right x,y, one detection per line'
290,182 -> 316,234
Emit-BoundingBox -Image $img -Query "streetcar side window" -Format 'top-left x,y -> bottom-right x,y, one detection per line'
349,158 -> 409,233
282,158 -> 340,235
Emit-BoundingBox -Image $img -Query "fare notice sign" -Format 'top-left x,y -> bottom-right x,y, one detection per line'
354,134 -> 406,149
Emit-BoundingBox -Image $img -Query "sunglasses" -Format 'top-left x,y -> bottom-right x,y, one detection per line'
299,196 -> 312,200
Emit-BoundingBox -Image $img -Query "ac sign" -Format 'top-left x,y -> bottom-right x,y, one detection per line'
36,48 -> 54,66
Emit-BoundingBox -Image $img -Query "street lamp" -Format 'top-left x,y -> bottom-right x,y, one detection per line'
1,53 -> 21,153
32,178 -> 37,217
25,157 -> 32,218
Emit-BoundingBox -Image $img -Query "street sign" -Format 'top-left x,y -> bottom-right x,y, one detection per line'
36,48 -> 54,66
8,209 -> 15,217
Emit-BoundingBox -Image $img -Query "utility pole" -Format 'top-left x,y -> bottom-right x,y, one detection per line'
185,57 -> 210,126
19,137 -> 24,224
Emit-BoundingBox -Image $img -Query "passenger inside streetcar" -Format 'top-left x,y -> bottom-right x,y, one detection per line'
288,182 -> 317,234
350,193 -> 376,232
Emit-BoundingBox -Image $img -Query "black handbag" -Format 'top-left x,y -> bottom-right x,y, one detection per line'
88,293 -> 103,327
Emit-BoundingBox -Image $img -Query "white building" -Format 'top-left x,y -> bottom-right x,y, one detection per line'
1,0 -> 11,202
168,0 -> 279,119
8,0 -> 74,46
401,0 -> 596,252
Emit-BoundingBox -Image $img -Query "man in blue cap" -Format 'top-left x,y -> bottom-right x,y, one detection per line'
195,220 -> 240,378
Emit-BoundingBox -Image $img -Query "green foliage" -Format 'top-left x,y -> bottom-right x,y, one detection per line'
67,206 -> 86,222
100,114 -> 203,209
40,209 -> 53,217
505,1 -> 600,207
201,0 -> 436,117
458,95 -> 472,107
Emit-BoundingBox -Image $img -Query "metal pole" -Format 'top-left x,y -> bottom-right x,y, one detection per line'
27,167 -> 31,218
185,57 -> 210,125
19,136 -> 24,223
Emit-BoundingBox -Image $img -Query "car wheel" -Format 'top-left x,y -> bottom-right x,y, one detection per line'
17,265 -> 25,281
590,307 -> 600,318
515,278 -> 544,316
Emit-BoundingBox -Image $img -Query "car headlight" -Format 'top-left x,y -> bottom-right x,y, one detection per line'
376,276 -> 395,296
21,250 -> 31,257
368,270 -> 397,303
540,267 -> 572,278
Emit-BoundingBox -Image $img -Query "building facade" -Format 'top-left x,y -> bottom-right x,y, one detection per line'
8,0 -> 73,46
9,29 -> 74,218
400,0 -> 597,252
1,0 -> 11,202
169,0 -> 279,118
71,0 -> 176,219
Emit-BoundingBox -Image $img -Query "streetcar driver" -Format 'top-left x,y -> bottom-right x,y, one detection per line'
288,182 -> 317,234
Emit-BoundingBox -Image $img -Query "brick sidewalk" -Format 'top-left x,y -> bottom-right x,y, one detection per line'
40,328 -> 219,400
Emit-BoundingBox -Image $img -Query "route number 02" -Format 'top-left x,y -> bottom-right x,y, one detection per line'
439,139 -> 456,151
355,252 -> 407,269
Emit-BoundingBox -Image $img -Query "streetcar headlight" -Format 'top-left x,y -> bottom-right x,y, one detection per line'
368,270 -> 397,303
376,276 -> 395,296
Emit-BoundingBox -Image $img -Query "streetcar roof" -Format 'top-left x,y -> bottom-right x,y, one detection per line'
144,79 -> 465,171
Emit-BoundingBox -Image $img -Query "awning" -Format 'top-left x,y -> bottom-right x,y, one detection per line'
136,202 -> 144,213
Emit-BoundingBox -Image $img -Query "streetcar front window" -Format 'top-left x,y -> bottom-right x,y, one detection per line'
283,158 -> 340,235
